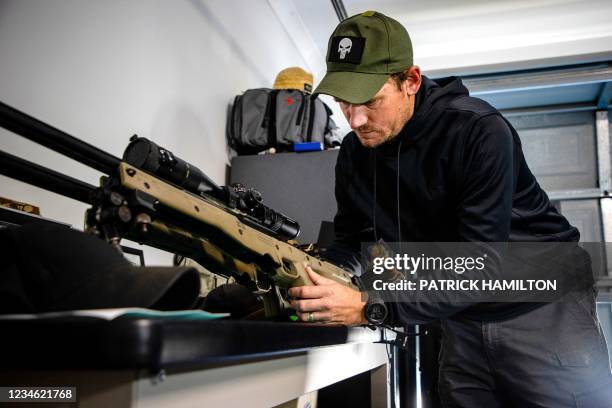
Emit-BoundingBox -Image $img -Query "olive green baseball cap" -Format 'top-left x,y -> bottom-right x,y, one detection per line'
313,11 -> 413,104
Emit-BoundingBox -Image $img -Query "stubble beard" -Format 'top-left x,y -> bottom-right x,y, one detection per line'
357,99 -> 413,149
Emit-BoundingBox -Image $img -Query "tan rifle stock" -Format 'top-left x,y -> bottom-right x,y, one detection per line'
113,162 -> 357,317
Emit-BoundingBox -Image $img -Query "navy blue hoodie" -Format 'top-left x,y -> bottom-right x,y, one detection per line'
325,76 -> 580,322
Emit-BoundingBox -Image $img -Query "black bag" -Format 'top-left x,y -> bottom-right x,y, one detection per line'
228,88 -> 341,155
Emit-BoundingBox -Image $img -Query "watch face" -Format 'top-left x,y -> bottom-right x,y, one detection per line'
367,302 -> 387,324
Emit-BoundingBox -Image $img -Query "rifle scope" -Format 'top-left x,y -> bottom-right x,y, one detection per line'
123,136 -> 300,240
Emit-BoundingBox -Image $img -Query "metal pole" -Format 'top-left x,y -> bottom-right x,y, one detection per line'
0,150 -> 96,204
0,101 -> 120,175
398,328 -> 417,408
330,0 -> 348,21
596,110 -> 612,194
596,110 -> 612,277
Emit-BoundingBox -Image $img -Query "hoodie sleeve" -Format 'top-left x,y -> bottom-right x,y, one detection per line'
456,114 -> 517,242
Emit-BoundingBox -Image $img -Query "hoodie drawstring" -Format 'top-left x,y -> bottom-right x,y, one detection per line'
396,140 -> 403,242
373,150 -> 378,242
372,140 -> 403,243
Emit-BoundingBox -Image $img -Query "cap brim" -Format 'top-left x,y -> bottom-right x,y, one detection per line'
313,71 -> 389,104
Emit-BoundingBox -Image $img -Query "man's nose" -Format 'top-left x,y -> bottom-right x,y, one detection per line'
347,105 -> 368,129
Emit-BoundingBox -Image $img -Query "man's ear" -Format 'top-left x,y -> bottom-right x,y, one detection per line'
403,66 -> 421,96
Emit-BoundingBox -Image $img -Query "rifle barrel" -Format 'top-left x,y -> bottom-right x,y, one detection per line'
0,101 -> 120,175
0,150 -> 96,204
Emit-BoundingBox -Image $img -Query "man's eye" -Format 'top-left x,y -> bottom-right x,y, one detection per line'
365,100 -> 378,108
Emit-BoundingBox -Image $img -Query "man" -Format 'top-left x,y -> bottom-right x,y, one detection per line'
288,11 -> 612,407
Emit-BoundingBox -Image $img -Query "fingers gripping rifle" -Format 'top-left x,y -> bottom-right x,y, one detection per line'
0,101 -> 357,317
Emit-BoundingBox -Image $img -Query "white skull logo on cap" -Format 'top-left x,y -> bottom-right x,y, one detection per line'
338,38 -> 352,59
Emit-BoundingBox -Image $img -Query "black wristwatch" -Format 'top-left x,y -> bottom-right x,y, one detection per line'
364,291 -> 388,326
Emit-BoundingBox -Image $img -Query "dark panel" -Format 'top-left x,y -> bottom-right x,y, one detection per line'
230,150 -> 340,244
318,370 -> 372,408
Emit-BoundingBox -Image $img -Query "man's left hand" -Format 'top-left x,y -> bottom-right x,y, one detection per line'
288,264 -> 367,325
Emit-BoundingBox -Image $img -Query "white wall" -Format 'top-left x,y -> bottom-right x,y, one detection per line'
0,0 -> 316,265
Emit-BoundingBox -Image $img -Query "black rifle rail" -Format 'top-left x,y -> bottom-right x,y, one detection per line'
0,150 -> 96,204
0,101 -> 121,175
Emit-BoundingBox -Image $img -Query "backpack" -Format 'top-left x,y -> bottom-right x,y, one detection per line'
227,88 -> 342,155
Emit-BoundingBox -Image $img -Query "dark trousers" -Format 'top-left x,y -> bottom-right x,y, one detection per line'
438,289 -> 612,407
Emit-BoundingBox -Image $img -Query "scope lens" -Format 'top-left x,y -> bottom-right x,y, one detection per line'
123,137 -> 220,195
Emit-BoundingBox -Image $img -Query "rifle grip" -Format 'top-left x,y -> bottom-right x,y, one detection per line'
295,261 -> 314,287
277,260 -> 313,287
